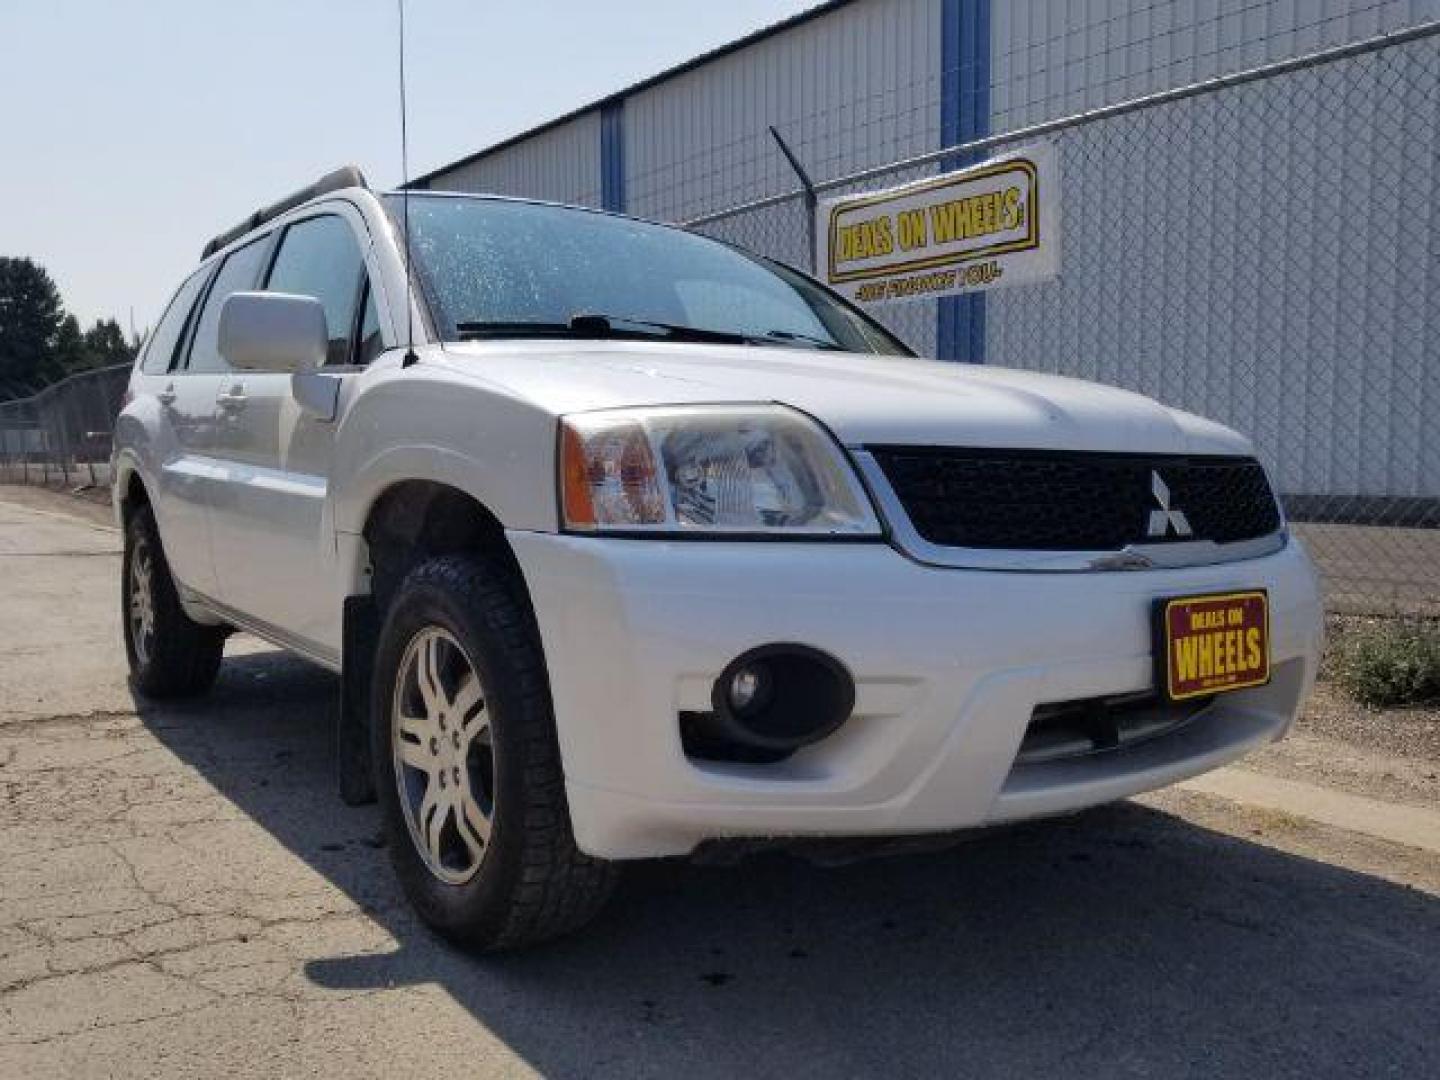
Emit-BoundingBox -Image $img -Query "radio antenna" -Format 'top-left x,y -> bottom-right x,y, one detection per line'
397,0 -> 418,367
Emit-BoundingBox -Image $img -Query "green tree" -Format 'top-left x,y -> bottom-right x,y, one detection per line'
0,256 -> 65,396
54,314 -> 88,375
80,318 -> 134,371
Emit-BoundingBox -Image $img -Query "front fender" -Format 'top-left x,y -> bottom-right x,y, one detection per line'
332,443 -> 549,536
327,366 -> 561,592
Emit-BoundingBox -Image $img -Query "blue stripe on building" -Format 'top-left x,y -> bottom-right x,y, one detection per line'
600,101 -> 626,213
937,0 -> 990,363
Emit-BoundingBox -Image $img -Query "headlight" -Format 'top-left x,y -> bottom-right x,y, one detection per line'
559,405 -> 880,536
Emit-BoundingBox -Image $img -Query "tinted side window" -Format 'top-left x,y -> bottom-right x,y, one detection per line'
140,269 -> 210,374
186,239 -> 271,373
265,216 -> 368,366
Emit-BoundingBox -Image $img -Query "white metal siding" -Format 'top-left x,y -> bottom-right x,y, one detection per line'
425,111 -> 603,208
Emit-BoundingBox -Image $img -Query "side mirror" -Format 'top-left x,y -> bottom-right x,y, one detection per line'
218,291 -> 328,373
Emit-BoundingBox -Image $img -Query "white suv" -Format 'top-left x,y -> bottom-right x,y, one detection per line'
113,168 -> 1323,949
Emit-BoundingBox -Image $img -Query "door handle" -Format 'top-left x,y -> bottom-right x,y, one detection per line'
217,384 -> 247,411
156,383 -> 177,406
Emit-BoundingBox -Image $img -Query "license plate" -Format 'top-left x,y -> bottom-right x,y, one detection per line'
1155,590 -> 1270,701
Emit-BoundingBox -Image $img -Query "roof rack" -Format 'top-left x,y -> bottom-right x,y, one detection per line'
200,165 -> 368,260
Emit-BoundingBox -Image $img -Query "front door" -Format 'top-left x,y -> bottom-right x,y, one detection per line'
207,207 -> 383,660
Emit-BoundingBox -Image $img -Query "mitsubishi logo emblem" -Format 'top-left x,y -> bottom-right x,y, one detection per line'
1147,471 -> 1192,539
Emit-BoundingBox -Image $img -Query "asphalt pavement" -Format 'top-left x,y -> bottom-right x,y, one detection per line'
0,492 -> 1436,1079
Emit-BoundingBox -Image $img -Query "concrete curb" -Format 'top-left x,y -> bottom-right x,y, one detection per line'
1181,767 -> 1440,855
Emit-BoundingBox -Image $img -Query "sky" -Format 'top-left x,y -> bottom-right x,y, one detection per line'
0,0 -> 818,332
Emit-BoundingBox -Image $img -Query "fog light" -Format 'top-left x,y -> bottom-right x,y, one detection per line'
703,644 -> 855,754
728,664 -> 768,713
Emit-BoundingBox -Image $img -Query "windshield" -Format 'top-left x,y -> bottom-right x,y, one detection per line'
385,194 -> 911,356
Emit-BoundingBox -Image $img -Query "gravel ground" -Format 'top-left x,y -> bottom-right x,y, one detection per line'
1299,681 -> 1440,762
1240,684 -> 1440,812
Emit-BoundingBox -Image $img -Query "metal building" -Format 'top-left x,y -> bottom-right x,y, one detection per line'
413,0 -> 1440,514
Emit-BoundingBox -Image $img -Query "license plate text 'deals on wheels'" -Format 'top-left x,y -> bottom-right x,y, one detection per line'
1157,591 -> 1271,701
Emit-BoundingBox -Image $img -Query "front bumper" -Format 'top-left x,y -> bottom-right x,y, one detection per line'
510,531 -> 1323,860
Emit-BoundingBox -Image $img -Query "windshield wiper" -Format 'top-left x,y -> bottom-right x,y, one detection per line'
756,328 -> 844,351
453,320 -> 574,339
452,313 -> 845,351
455,313 -> 748,346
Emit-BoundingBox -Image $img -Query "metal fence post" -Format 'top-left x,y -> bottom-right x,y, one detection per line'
768,126 -> 819,275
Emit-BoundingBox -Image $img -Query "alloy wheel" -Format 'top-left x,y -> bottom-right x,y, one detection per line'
129,538 -> 156,667
390,626 -> 496,884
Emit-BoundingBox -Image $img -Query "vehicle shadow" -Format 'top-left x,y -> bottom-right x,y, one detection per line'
134,648 -> 1440,1079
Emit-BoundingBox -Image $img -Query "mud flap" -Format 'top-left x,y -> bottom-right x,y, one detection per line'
338,595 -> 379,805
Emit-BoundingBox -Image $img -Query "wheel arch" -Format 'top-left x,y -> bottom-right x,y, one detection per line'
335,474 -> 543,808
331,440 -> 555,598
112,453 -> 150,530
358,478 -> 527,614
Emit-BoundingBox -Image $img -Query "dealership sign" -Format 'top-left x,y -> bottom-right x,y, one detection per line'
816,143 -> 1060,308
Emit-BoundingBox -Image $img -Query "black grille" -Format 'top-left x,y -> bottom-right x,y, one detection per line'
870,448 -> 1281,551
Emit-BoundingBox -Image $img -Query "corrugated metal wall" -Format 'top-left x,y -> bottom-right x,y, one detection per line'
423,110 -> 604,208
985,0 -> 1440,499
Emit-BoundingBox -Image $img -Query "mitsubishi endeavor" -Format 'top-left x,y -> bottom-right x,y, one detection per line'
112,167 -> 1323,949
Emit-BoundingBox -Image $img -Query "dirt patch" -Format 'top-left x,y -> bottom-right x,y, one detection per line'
1241,682 -> 1439,811
0,482 -> 116,529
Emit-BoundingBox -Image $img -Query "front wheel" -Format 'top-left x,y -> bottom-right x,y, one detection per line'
122,504 -> 225,699
371,554 -> 616,950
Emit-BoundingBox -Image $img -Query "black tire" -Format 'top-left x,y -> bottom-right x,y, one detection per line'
122,504 -> 225,699
371,553 -> 617,951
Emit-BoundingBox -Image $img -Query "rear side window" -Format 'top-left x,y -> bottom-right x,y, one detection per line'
265,215 -> 370,366
186,238 -> 271,373
140,269 -> 210,374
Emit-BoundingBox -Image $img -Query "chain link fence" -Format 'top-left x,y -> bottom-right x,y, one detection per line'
687,23 -> 1440,616
0,364 -> 130,491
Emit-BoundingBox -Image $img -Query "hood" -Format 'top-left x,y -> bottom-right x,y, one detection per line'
433,340 -> 1252,456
